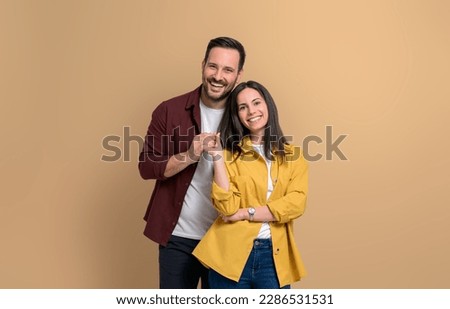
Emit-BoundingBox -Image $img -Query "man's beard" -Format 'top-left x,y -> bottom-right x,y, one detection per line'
202,79 -> 235,103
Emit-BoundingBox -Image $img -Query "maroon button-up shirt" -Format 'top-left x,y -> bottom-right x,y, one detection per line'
139,86 -> 202,245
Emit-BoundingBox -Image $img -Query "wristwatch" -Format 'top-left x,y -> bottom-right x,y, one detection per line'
248,207 -> 256,221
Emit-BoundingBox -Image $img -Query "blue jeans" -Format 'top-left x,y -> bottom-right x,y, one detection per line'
209,238 -> 290,289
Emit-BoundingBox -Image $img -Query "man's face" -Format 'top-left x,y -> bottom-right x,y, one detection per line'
201,47 -> 242,105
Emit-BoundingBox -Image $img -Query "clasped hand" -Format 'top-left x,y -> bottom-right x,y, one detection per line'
188,132 -> 223,162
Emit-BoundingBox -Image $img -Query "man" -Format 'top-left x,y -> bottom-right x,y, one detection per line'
139,37 -> 245,288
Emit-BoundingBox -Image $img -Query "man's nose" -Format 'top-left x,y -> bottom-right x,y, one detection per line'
213,69 -> 223,81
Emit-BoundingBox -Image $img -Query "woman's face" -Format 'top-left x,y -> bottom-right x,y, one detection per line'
236,88 -> 269,139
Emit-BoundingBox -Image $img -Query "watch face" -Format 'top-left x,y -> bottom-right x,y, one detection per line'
249,207 -> 256,215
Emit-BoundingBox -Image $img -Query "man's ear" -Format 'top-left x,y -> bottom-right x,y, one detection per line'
236,69 -> 244,83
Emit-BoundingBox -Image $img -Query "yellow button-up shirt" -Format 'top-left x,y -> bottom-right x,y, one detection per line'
193,137 -> 308,287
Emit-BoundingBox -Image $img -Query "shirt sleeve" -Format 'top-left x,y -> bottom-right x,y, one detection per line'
267,148 -> 308,224
138,103 -> 171,180
211,180 -> 242,216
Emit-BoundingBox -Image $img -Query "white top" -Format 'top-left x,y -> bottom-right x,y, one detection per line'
252,144 -> 273,239
172,100 -> 224,239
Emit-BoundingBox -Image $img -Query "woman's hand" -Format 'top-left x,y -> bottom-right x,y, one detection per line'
205,133 -> 223,161
220,207 -> 276,223
221,209 -> 246,222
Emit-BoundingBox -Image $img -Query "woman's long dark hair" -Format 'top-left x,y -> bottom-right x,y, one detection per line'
218,80 -> 288,160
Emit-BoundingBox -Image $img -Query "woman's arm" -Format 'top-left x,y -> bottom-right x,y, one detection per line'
208,133 -> 230,191
208,134 -> 242,216
212,153 -> 229,191
221,206 -> 275,222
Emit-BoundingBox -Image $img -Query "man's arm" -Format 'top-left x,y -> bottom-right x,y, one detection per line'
163,133 -> 203,178
138,104 -> 172,180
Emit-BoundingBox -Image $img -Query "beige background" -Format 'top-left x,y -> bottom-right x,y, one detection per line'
1,0 -> 449,288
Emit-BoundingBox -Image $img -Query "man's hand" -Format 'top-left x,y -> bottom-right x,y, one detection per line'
187,133 -> 215,162
163,132 -> 221,178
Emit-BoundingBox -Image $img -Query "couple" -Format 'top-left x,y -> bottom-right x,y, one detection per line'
139,37 -> 308,289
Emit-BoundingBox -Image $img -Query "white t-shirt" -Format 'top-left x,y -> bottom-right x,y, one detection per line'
172,100 -> 224,239
252,144 -> 273,239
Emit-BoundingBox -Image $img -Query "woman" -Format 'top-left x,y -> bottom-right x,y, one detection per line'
193,81 -> 308,289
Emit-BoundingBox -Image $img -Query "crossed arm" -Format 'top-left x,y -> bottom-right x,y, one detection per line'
208,134 -> 276,223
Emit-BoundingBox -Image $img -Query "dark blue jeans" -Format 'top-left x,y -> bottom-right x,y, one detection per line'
209,238 -> 290,289
159,235 -> 209,289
